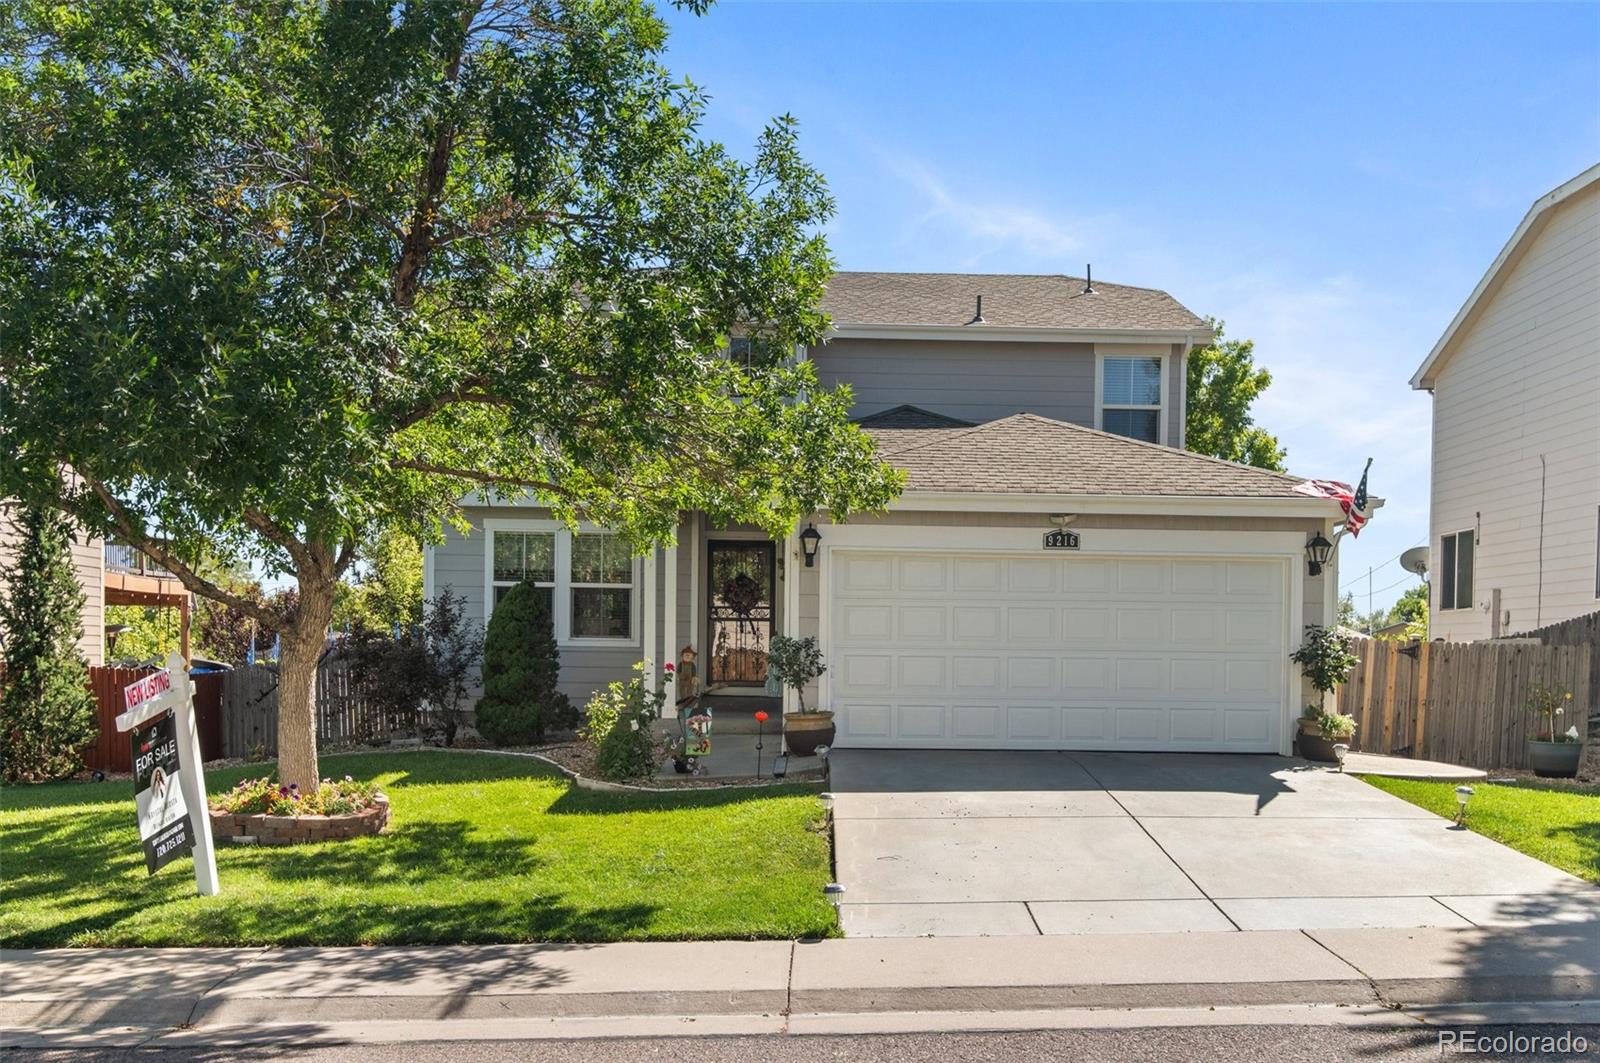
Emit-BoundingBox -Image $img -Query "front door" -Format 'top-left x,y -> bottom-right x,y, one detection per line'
707,540 -> 776,686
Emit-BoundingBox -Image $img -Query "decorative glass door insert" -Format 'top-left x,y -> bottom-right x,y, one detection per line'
707,541 -> 775,685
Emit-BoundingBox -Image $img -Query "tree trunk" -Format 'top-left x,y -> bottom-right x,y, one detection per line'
276,575 -> 335,791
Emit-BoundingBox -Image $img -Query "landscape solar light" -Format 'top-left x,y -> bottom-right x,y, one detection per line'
823,883 -> 846,908
1332,743 -> 1349,771
1455,785 -> 1475,824
818,791 -> 835,812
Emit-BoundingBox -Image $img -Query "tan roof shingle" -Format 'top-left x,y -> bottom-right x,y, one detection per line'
822,272 -> 1207,332
867,413 -> 1308,498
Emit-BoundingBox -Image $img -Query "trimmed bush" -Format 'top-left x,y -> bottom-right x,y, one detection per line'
476,580 -> 573,745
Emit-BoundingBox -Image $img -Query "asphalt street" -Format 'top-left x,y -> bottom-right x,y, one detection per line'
9,1026 -> 1599,1062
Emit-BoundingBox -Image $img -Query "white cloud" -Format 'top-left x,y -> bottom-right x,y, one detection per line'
862,153 -> 1438,609
875,154 -> 1113,268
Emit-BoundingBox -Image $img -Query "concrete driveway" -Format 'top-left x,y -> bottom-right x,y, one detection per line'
828,749 -> 1600,937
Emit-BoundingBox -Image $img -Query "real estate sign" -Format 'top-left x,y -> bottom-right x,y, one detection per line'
115,654 -> 220,895
130,712 -> 194,874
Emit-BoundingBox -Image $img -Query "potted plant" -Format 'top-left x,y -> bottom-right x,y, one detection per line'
1289,625 -> 1359,762
1525,683 -> 1582,778
767,635 -> 831,757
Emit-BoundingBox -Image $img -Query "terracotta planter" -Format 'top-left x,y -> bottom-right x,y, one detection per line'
1527,739 -> 1582,778
783,712 -> 835,757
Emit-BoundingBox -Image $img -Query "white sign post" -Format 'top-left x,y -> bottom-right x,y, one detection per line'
116,651 -> 219,896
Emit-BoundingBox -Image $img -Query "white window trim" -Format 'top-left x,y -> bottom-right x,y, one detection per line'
482,518 -> 641,647
1094,348 -> 1169,446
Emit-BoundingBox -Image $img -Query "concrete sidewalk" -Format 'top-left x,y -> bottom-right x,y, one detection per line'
5,921 -> 1599,1048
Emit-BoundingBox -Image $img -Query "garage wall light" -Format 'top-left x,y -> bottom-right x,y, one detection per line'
1305,532 -> 1334,576
800,523 -> 822,568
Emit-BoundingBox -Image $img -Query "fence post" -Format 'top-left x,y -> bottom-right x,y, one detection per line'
1414,641 -> 1431,759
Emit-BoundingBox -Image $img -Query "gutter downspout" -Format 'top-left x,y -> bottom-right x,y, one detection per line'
1177,331 -> 1195,450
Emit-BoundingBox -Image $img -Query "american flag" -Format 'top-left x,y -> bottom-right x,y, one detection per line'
1294,459 -> 1373,537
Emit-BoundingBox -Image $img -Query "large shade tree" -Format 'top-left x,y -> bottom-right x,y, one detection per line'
0,0 -> 901,790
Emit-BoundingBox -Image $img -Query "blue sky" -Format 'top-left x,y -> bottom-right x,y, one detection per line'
659,1 -> 1600,615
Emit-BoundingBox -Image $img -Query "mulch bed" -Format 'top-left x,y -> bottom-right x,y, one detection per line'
519,738 -> 824,789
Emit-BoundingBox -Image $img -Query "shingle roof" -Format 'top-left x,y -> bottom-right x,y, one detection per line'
821,272 -> 1208,332
866,412 -> 1309,498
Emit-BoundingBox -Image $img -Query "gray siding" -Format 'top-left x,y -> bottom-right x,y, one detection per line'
811,337 -> 1096,425
430,505 -> 642,708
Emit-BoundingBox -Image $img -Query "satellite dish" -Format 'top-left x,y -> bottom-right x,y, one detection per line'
1400,546 -> 1429,577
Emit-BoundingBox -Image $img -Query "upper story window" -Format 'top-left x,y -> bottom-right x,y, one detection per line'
488,524 -> 636,644
727,336 -> 786,369
1100,356 -> 1163,443
1438,529 -> 1474,611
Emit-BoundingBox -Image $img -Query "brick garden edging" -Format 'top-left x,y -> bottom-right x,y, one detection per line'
209,793 -> 390,846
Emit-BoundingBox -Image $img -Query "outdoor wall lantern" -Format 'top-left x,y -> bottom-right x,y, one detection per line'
1305,532 -> 1334,576
800,523 -> 822,567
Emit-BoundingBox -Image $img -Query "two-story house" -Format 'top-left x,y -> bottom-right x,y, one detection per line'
1411,164 -> 1600,641
425,271 -> 1349,755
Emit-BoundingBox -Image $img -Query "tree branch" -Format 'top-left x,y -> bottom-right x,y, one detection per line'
391,2 -> 483,310
84,478 -> 271,622
390,384 -> 509,433
391,459 -> 568,495
241,507 -> 317,576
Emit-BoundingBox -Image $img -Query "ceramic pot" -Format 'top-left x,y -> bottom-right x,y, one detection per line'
1527,739 -> 1582,778
784,712 -> 836,757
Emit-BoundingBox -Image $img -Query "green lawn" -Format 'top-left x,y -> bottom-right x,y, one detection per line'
0,750 -> 836,947
1360,775 -> 1600,883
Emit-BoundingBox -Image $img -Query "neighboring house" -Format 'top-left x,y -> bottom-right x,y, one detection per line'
1411,163 -> 1600,641
0,501 -> 105,666
0,501 -> 194,666
426,271 -> 1351,755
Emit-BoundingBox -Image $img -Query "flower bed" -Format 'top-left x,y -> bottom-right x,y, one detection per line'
208,775 -> 389,846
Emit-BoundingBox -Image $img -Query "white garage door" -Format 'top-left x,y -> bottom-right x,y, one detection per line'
828,550 -> 1289,752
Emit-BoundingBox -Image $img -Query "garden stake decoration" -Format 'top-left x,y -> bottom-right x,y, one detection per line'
754,710 -> 769,775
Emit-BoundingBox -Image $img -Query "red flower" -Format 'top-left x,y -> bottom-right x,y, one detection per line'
754,711 -> 769,723
664,662 -> 676,673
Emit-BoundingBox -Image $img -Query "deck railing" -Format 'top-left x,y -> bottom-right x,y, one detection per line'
105,541 -> 173,578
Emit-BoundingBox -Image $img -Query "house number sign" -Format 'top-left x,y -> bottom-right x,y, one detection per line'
1043,529 -> 1081,550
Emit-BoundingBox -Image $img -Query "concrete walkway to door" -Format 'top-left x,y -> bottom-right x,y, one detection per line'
828,749 -> 1600,938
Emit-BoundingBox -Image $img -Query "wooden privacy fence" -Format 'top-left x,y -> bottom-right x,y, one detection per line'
221,657 -> 412,758
1335,639 -> 1593,770
82,665 -> 224,773
1503,612 -> 1600,713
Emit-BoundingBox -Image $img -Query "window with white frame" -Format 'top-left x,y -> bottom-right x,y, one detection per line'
488,526 -> 636,643
492,530 -> 555,614
570,532 -> 633,639
1438,529 -> 1474,611
1101,356 -> 1163,443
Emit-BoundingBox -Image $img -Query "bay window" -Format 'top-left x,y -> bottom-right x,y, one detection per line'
486,522 -> 637,644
